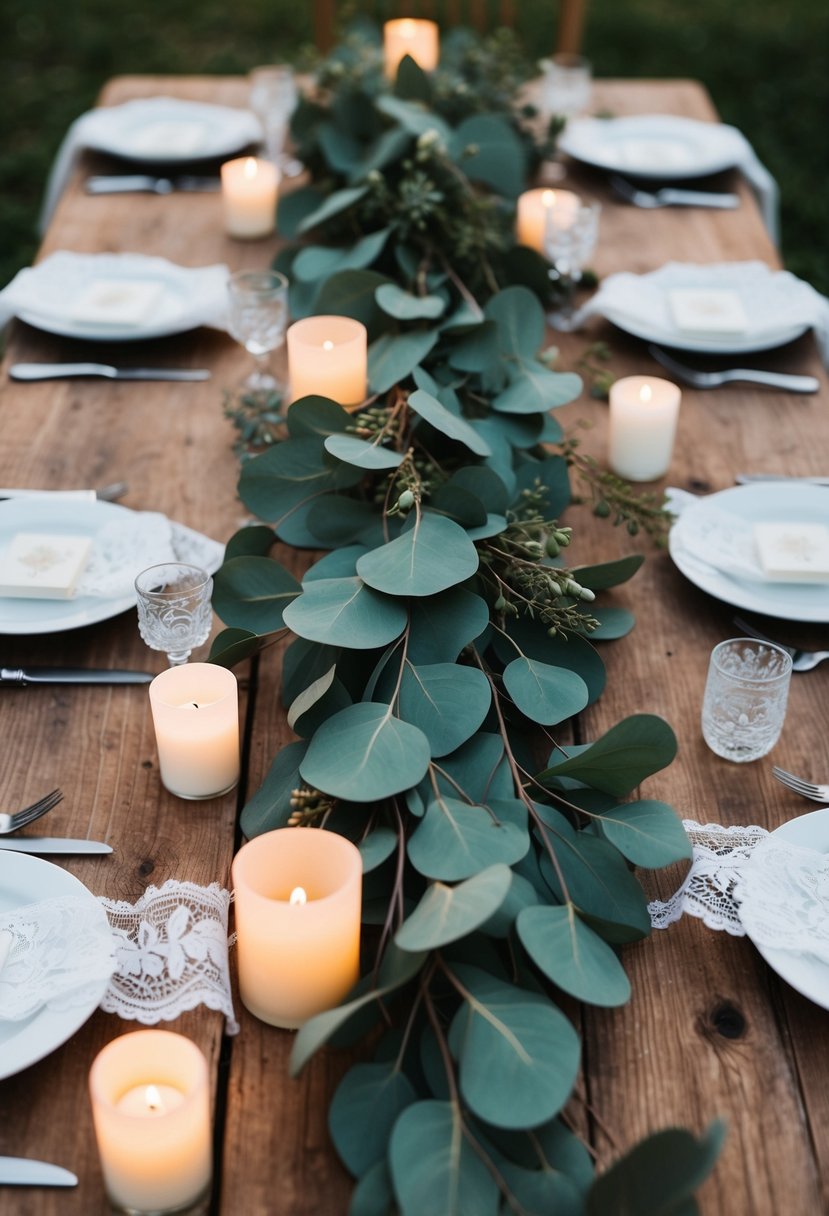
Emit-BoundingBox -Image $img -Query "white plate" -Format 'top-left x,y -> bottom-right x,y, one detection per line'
86,99 -> 259,165
743,807 -> 829,1009
0,499 -> 224,635
602,306 -> 807,356
669,484 -> 829,623
0,852 -> 109,1079
559,114 -> 746,181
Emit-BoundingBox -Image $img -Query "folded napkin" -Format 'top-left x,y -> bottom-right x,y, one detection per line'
0,251 -> 230,334
573,261 -> 829,366
77,511 -> 178,598
667,490 -> 768,584
40,96 -> 262,229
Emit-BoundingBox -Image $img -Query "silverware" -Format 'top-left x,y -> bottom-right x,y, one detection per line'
85,174 -> 221,195
0,1157 -> 78,1188
0,838 -> 112,854
1,667 -> 154,686
609,174 -> 740,210
0,789 -> 63,835
771,766 -> 829,803
10,363 -> 211,383
733,616 -> 829,672
0,481 -> 128,502
648,346 -> 820,393
735,473 -> 829,486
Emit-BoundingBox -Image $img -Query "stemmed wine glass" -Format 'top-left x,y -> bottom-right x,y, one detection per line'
543,200 -> 601,332
227,269 -> 289,393
248,65 -> 302,176
135,563 -> 213,667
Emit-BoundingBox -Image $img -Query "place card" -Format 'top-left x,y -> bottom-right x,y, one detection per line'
618,137 -> 694,171
754,522 -> 829,583
668,287 -> 748,337
70,278 -> 166,327
0,532 -> 91,598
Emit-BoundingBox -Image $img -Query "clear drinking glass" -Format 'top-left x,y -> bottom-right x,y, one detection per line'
248,64 -> 302,174
227,269 -> 289,393
135,563 -> 214,667
540,54 -> 593,119
701,638 -> 793,763
544,200 -> 601,332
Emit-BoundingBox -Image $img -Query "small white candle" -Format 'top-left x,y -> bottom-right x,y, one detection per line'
232,827 -> 362,1029
608,375 -> 682,482
383,18 -> 439,77
89,1031 -> 211,1215
149,664 -> 240,800
287,315 -> 368,407
220,155 -> 279,239
516,188 -> 580,253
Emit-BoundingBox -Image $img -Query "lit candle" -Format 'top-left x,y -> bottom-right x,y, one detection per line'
89,1030 -> 211,1215
516,187 -> 580,253
232,827 -> 362,1029
220,155 -> 279,239
383,18 -> 440,77
287,315 -> 368,407
608,375 -> 682,482
149,663 -> 240,800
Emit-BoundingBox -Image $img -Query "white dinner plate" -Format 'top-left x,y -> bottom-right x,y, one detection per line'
559,114 -> 747,181
0,852 -> 110,1080
742,807 -> 829,1010
85,98 -> 260,165
0,499 -> 224,635
669,484 -> 829,624
602,306 -> 807,356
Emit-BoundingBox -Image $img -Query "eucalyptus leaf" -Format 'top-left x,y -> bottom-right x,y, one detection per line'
212,556 -> 301,633
398,662 -> 492,756
303,545 -> 368,584
499,617 -> 606,706
513,454 -> 571,517
329,1062 -> 417,1178
494,360 -> 583,415
376,283 -> 445,320
224,525 -> 275,560
360,827 -> 399,873
464,514 -> 509,541
598,801 -> 692,868
394,53 -> 432,102
586,1122 -> 726,1216
575,555 -> 645,592
325,434 -> 405,470
287,664 -> 337,730
297,184 -> 370,234
431,733 -> 509,804
286,396 -> 352,438
408,797 -> 529,881
407,389 -> 492,456
368,330 -> 438,393
240,740 -> 309,839
582,606 -> 636,641
396,864 -> 512,951
276,184 -> 326,237
357,513 -> 479,598
388,1100 -> 499,1216
447,466 -> 510,514
537,715 -> 678,797
292,228 -> 391,283
484,286 -> 544,359
238,437 -> 363,527
517,905 -> 632,1007
283,577 -> 407,649
315,269 -> 394,339
539,832 -> 652,943
376,94 -> 452,141
479,871 -> 541,938
353,127 -> 414,181
408,589 -> 489,664
447,320 -> 500,372
450,114 -> 526,199
502,657 -> 589,726
207,627 -> 268,669
429,484 -> 488,528
498,1162 -> 585,1216
306,496 -> 378,546
349,1160 -> 396,1216
301,703 -> 431,800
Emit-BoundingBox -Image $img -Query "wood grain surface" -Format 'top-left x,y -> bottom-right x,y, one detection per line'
0,75 -> 826,1216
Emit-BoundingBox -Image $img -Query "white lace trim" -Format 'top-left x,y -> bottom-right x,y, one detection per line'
734,838 -> 829,962
74,514 -> 224,600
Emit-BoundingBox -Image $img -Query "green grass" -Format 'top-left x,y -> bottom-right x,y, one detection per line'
3,0 -> 827,292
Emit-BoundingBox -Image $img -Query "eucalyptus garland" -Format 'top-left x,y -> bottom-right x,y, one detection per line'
211,26 -> 722,1215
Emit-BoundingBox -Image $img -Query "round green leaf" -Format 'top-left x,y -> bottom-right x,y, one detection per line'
450,114 -> 526,198
450,965 -> 580,1129
517,904 -> 632,1007
240,740 -> 309,840
349,1160 -> 395,1216
212,556 -> 301,633
539,832 -> 651,944
388,1100 -> 499,1216
499,1162 -> 584,1216
537,714 -> 678,797
301,703 -> 431,800
223,525 -> 275,560
238,436 -> 362,525
376,283 -> 445,320
575,555 -> 645,592
325,434 -> 405,470
494,361 -> 584,415
395,864 -> 512,952
407,388 -> 492,457
484,285 -> 544,359
408,588 -> 489,664
498,617 -> 607,706
480,871 -> 540,939
283,577 -> 407,648
359,827 -> 399,873
303,545 -> 368,584
357,514 -> 479,598
502,657 -> 589,726
329,1062 -> 417,1178
584,605 -> 636,640
297,184 -> 369,233
464,513 -> 507,540
286,395 -> 352,438
599,800 -> 692,868
398,662 -> 491,757
408,797 -> 529,880
314,269 -> 393,339
207,627 -> 267,669
586,1121 -> 726,1216
368,330 -> 438,394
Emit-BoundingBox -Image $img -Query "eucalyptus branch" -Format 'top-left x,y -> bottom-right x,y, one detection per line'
560,435 -> 674,546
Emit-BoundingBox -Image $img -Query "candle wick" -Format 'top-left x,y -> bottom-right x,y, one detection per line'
191,702 -> 199,709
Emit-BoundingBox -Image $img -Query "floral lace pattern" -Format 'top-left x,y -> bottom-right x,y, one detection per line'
734,838 -> 829,962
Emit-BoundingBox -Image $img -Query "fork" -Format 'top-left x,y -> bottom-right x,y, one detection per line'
733,616 -> 829,672
609,173 -> 739,210
771,767 -> 829,803
648,346 -> 820,394
0,789 -> 64,834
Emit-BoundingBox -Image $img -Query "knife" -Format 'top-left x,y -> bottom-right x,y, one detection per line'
0,838 -> 112,854
735,474 -> 829,486
10,364 -> 211,382
0,482 -> 127,503
1,668 -> 153,686
0,1157 -> 78,1187
86,174 -> 221,195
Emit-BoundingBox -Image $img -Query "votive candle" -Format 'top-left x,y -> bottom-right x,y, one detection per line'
232,827 -> 362,1029
516,188 -> 580,253
383,18 -> 440,77
89,1030 -> 211,1216
287,315 -> 368,406
149,664 -> 240,800
220,156 -> 279,239
608,375 -> 682,481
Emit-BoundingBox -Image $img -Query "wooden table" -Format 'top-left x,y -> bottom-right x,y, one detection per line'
1,75 -> 827,1216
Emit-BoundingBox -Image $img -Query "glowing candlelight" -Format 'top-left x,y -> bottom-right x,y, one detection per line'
383,18 -> 439,77
287,315 -> 368,406
289,886 -> 308,905
220,155 -> 279,239
516,187 -> 580,252
149,664 -> 240,800
608,375 -> 682,482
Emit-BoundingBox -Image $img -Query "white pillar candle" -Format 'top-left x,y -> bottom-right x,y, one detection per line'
383,18 -> 440,77
287,315 -> 368,407
516,188 -> 580,253
149,664 -> 240,800
220,156 -> 279,239
232,827 -> 362,1029
608,375 -> 682,482
89,1031 -> 211,1215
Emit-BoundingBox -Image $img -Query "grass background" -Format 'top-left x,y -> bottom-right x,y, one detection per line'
2,0 -> 827,292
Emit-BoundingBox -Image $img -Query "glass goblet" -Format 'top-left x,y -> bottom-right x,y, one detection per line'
543,200 -> 601,332
248,64 -> 302,175
227,269 -> 289,393
135,563 -> 213,667
540,54 -> 593,120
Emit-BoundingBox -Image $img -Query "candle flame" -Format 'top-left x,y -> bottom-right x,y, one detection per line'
322,340 -> 335,352
639,384 -> 653,404
289,886 -> 307,905
542,190 -> 556,208
243,157 -> 258,179
401,18 -> 416,37
145,1085 -> 164,1113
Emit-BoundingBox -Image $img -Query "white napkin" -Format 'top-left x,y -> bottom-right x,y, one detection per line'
40,96 -> 262,230
573,261 -> 829,366
666,489 -> 769,584
77,511 -> 178,599
0,251 -> 230,333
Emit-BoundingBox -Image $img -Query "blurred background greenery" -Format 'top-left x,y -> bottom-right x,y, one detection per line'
2,0 -> 827,291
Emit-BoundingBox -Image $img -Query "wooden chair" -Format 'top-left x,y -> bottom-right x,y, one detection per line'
313,0 -> 587,57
